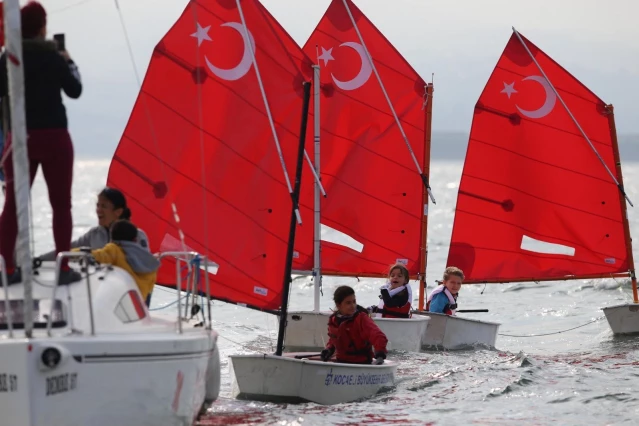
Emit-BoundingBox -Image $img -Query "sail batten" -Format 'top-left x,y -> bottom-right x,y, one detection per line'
447,31 -> 630,283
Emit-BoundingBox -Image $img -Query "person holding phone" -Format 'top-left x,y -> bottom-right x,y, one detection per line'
0,1 -> 83,285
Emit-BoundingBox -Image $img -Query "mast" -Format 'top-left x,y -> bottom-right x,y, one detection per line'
276,81 -> 312,356
312,64 -> 321,312
3,0 -> 34,336
418,82 -> 434,310
606,105 -> 638,303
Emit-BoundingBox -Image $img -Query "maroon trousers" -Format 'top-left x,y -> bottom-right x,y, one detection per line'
0,129 -> 74,271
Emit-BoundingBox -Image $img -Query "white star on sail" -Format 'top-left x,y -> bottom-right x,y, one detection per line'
191,23 -> 212,47
501,81 -> 517,99
317,46 -> 334,67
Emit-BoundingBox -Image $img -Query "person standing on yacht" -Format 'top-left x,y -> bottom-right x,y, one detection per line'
0,1 -> 82,284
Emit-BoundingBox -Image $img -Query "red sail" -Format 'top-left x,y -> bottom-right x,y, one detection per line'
447,32 -> 629,283
107,0 -> 312,310
295,0 -> 428,277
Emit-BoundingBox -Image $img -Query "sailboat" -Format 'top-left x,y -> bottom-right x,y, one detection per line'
444,28 -> 638,338
0,1 -> 220,425
106,0 -> 397,405
283,0 -> 432,353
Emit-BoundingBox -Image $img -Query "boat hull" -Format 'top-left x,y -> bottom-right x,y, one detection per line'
0,261 -> 221,426
0,333 -> 220,426
283,311 -> 430,352
229,353 -> 396,405
602,303 -> 639,334
414,311 -> 500,350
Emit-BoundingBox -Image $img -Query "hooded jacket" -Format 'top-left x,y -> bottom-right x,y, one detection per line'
0,39 -> 82,130
326,305 -> 388,364
91,241 -> 160,300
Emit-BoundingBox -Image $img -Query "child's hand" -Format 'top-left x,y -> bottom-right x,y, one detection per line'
320,348 -> 334,362
372,352 -> 386,365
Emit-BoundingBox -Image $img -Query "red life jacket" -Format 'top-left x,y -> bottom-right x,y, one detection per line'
377,284 -> 412,318
327,306 -> 388,364
381,287 -> 411,318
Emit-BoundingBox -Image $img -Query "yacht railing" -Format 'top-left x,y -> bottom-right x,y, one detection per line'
157,251 -> 214,334
0,251 -> 214,338
47,251 -> 96,337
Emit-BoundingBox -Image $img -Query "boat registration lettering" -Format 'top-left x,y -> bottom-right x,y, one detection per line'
46,373 -> 77,396
0,373 -> 18,392
323,368 -> 392,386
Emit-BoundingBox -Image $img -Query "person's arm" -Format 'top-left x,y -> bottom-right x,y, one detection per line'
91,244 -> 118,265
39,230 -> 95,260
58,52 -> 82,99
361,315 -> 388,357
428,292 -> 448,314
321,321 -> 337,361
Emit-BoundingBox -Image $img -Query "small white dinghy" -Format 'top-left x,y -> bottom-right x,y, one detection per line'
230,353 -> 396,405
413,311 -> 500,350
284,311 -> 430,352
284,0 -> 439,356
443,29 -> 639,338
602,303 -> 639,334
0,255 -> 221,426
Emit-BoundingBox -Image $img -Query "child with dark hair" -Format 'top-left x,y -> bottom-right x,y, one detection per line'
89,220 -> 159,305
321,285 -> 388,365
370,263 -> 413,318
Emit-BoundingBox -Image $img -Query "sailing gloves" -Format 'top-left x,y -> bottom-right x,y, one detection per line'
320,347 -> 335,362
372,351 -> 386,365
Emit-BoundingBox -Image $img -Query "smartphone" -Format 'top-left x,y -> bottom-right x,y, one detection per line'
53,33 -> 65,51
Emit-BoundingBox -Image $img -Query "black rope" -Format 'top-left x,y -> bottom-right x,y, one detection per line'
498,315 -> 604,337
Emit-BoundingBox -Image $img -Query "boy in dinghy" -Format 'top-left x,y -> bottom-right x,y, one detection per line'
426,266 -> 464,316
321,285 -> 388,365
369,263 -> 413,318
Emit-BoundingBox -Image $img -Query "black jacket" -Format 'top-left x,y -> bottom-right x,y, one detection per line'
0,39 -> 82,130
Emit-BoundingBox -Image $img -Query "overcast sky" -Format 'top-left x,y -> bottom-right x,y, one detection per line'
36,0 -> 639,158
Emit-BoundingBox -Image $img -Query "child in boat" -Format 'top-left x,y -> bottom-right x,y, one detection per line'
426,266 -> 464,316
320,285 -> 388,365
370,263 -> 413,318
85,220 -> 160,302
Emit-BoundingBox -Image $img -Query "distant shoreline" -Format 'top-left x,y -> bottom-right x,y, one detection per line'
75,132 -> 639,161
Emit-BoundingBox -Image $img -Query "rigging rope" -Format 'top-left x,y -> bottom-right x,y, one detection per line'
50,0 -> 100,15
112,0 -> 195,286
498,315 -> 605,337
341,0 -> 436,205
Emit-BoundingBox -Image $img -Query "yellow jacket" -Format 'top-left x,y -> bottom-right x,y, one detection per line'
90,242 -> 159,300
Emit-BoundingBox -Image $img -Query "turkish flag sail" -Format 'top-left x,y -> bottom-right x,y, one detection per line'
447,31 -> 630,283
295,0 -> 429,277
107,0 -> 312,311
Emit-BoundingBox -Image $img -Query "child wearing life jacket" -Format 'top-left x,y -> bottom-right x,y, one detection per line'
370,263 -> 413,318
426,266 -> 464,315
320,285 -> 388,365
86,220 -> 160,302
